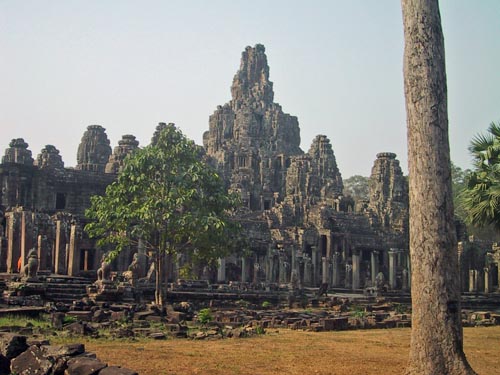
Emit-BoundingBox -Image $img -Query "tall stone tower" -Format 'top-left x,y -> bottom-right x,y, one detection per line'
2,138 -> 34,166
105,135 -> 139,174
35,145 -> 64,170
203,44 -> 303,210
75,125 -> 112,173
368,152 -> 409,235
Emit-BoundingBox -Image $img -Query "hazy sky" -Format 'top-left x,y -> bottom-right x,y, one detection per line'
1,1 -> 499,177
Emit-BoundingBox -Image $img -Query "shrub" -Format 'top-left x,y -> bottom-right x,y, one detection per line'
261,301 -> 271,308
197,308 -> 213,325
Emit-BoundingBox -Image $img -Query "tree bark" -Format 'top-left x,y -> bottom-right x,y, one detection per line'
401,0 -> 477,374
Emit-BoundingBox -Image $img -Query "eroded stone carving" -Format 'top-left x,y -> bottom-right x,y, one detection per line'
105,135 -> 139,174
23,248 -> 38,279
76,125 -> 112,173
35,145 -> 64,170
2,138 -> 34,166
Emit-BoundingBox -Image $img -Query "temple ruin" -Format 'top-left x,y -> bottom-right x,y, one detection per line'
0,44 -> 497,296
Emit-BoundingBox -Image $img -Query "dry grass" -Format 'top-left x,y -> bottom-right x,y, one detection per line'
79,326 -> 500,375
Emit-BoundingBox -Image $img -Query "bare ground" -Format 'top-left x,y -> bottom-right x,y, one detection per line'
80,326 -> 500,375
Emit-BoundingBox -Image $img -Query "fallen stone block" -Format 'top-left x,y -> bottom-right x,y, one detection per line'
0,333 -> 28,359
11,345 -> 53,375
65,357 -> 107,375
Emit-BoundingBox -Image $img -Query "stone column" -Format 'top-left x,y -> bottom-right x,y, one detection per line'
217,257 -> 226,283
388,249 -> 398,290
137,238 -> 148,274
322,257 -> 328,284
298,257 -> 304,289
371,251 -> 379,286
325,234 -> 332,259
20,211 -> 34,271
54,220 -> 67,274
279,257 -> 288,283
468,269 -> 477,293
345,264 -> 352,289
37,235 -> 47,271
6,211 -> 22,273
241,257 -> 247,282
311,246 -> 318,286
331,252 -> 341,287
402,269 -> 409,291
484,267 -> 492,294
268,254 -> 275,283
352,251 -> 360,290
67,223 -> 80,276
303,257 -> 312,286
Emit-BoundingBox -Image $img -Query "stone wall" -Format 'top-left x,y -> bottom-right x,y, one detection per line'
202,45 -> 411,290
0,45 -> 416,292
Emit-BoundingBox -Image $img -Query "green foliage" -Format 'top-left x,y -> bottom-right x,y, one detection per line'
197,308 -> 213,325
236,299 -> 250,308
85,123 -> 241,268
261,301 -> 271,308
343,175 -> 370,201
254,326 -> 265,335
350,305 -> 366,319
178,264 -> 196,280
63,315 -> 77,325
460,122 -> 500,230
394,303 -> 409,315
0,314 -> 50,328
451,162 -> 471,220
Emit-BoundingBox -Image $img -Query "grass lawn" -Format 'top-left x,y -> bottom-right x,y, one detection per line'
75,326 -> 500,375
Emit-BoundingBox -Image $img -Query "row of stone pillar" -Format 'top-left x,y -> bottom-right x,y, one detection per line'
469,267 -> 499,294
4,210 -> 84,276
216,247 -> 411,291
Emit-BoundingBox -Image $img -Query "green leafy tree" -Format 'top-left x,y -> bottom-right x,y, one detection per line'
460,122 -> 500,230
343,175 -> 370,201
85,123 -> 241,306
451,162 -> 470,221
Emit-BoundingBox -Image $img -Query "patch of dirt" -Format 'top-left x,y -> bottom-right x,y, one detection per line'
81,326 -> 500,375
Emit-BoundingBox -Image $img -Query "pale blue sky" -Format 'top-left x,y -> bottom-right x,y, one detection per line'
1,0 -> 499,177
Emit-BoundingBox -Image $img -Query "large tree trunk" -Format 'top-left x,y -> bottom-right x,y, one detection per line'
401,1 -> 476,374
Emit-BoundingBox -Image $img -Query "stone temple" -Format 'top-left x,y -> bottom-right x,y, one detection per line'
0,44 -> 497,294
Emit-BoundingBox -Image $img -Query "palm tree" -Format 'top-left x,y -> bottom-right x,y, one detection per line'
461,122 -> 500,229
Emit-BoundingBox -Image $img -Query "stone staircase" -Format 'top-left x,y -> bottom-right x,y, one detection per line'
43,275 -> 91,304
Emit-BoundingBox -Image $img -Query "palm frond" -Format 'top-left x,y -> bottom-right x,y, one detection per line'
488,121 -> 500,138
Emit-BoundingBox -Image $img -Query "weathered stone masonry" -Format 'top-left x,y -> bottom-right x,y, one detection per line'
203,44 -> 411,291
1,44 -> 495,292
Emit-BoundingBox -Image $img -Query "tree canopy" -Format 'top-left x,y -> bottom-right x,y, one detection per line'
85,123 -> 241,304
460,121 -> 500,230
342,175 -> 369,201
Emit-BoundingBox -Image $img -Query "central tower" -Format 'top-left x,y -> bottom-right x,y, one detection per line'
203,44 -> 303,210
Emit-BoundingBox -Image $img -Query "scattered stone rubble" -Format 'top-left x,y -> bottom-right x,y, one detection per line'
4,296 -> 495,342
0,333 -> 137,375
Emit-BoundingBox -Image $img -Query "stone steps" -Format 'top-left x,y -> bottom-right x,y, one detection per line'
44,277 -> 91,304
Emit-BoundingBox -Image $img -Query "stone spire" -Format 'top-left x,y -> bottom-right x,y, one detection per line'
283,136 -> 343,202
75,125 -> 112,173
204,44 -> 302,211
2,138 -> 34,166
307,135 -> 343,198
368,152 -> 409,234
230,44 -> 274,105
35,145 -> 64,170
105,135 -> 139,174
